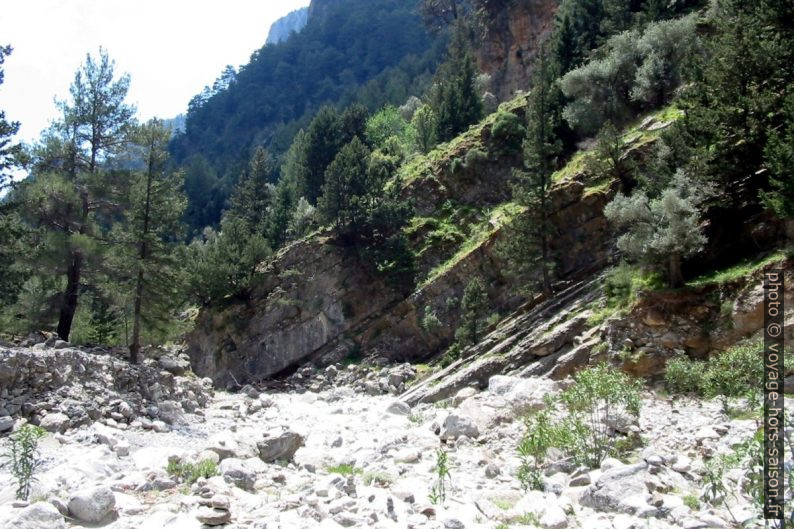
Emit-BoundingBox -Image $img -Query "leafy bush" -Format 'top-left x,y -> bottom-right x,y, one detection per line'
515,365 -> 643,472
1,425 -> 47,500
517,408 -> 557,490
166,459 -> 219,485
557,363 -> 643,467
604,171 -> 711,288
700,430 -> 764,520
365,105 -> 415,154
604,262 -> 664,307
561,15 -> 699,134
490,110 -> 526,155
463,148 -> 488,170
664,354 -> 706,394
703,343 -> 762,412
422,306 -> 442,333
664,342 -> 763,412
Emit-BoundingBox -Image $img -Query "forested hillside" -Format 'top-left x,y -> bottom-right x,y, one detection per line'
170,0 -> 444,232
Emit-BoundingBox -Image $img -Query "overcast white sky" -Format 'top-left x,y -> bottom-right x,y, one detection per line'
0,0 -> 310,144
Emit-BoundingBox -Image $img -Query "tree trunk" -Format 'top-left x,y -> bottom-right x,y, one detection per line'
668,253 -> 684,288
130,136 -> 155,365
129,268 -> 144,364
57,251 -> 82,341
540,234 -> 553,297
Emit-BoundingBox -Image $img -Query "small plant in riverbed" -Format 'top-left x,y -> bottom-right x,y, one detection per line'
517,407 -> 556,491
408,412 -> 425,424
362,470 -> 394,486
326,463 -> 363,476
699,429 -> 765,524
682,494 -> 700,510
516,512 -> 539,526
166,459 -> 218,485
1,424 -> 46,500
428,448 -> 451,505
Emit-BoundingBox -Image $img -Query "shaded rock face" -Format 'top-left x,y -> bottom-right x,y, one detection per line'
187,237 -> 403,386
475,0 -> 558,100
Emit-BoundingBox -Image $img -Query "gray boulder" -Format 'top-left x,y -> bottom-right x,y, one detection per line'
439,414 -> 479,440
2,502 -> 66,529
219,458 -> 256,491
257,431 -> 304,463
195,506 -> 231,526
0,416 -> 15,432
580,462 -> 656,517
384,400 -> 410,416
39,412 -> 70,433
68,486 -> 116,524
158,356 -> 190,376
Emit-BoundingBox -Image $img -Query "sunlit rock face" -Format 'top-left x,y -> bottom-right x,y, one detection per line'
475,0 -> 559,100
265,7 -> 309,45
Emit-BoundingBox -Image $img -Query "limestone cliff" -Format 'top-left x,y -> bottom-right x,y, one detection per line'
474,0 -> 558,100
266,7 -> 309,45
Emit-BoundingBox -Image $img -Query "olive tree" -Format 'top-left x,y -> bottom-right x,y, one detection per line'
604,171 -> 710,287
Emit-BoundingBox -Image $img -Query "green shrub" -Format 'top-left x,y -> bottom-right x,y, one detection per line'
166,459 -> 219,485
491,110 -> 526,155
463,147 -> 488,169
557,363 -> 643,468
1,424 -> 46,500
683,494 -> 700,510
664,354 -> 707,394
604,262 -> 664,307
703,343 -> 763,413
700,430 -> 764,518
517,408 -> 557,491
422,306 -> 442,333
664,342 -> 763,413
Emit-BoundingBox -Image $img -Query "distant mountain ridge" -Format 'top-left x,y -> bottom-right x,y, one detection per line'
266,7 -> 309,45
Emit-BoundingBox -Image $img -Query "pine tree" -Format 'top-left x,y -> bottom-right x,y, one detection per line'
112,119 -> 186,363
0,44 -> 22,191
504,49 -> 562,297
24,48 -> 136,341
294,107 -> 345,204
265,175 -> 297,249
0,45 -> 27,309
186,218 -> 271,306
434,19 -> 483,142
678,0 -> 793,186
318,137 -> 373,236
226,146 -> 275,233
455,277 -> 488,346
761,93 -> 794,225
